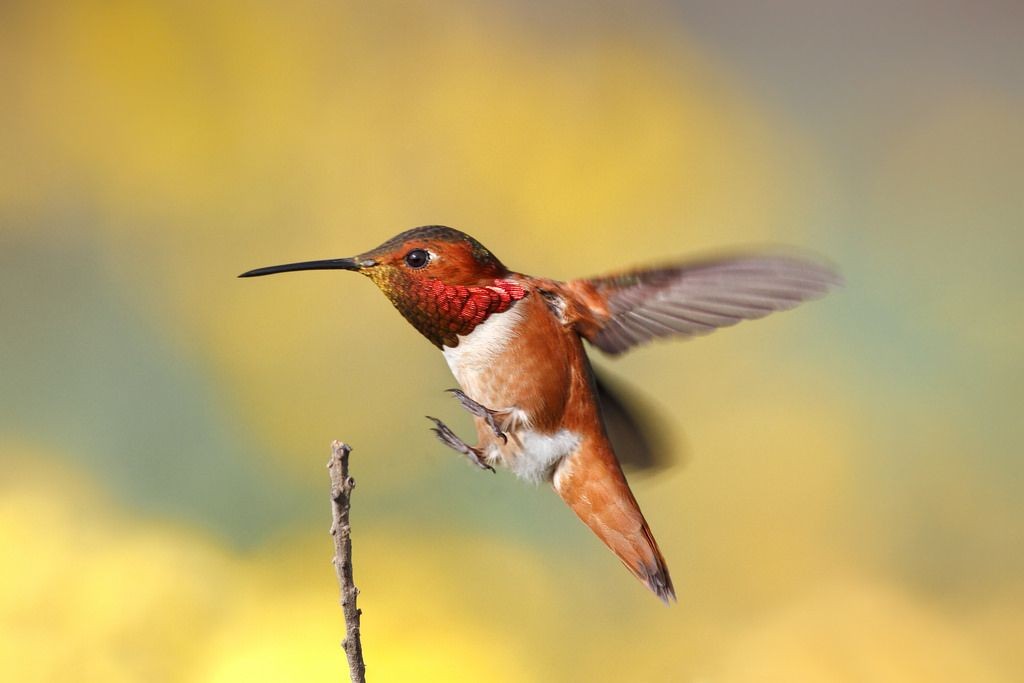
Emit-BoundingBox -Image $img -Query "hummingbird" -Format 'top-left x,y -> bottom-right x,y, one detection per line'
240,225 -> 839,603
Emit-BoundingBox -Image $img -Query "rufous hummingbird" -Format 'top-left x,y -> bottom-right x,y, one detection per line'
240,225 -> 839,603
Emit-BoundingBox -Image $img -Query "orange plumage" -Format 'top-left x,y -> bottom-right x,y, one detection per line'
241,225 -> 840,603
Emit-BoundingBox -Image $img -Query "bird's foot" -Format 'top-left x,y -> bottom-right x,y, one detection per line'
426,416 -> 495,472
446,389 -> 508,444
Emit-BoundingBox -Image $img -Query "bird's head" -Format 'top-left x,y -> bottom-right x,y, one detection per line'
240,225 -> 524,347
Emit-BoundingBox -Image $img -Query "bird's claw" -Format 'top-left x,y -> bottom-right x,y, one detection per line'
446,388 -> 508,444
426,416 -> 495,472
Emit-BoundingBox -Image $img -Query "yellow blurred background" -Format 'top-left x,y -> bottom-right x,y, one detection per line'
2,1 -> 1021,680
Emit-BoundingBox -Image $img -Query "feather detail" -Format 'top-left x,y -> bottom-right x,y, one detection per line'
563,252 -> 842,355
552,436 -> 675,604
390,277 -> 527,348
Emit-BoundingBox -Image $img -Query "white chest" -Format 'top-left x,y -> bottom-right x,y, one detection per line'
442,303 -> 525,388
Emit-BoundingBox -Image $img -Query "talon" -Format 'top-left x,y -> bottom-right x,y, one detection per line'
446,389 -> 508,444
426,416 -> 495,472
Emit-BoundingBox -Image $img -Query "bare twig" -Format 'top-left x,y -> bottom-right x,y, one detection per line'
328,441 -> 366,683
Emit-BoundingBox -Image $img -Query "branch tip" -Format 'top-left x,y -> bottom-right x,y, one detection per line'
328,440 -> 366,682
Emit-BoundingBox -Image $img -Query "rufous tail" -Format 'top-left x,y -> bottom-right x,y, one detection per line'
553,438 -> 675,604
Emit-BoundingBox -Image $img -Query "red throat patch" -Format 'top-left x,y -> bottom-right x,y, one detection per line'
397,278 -> 527,347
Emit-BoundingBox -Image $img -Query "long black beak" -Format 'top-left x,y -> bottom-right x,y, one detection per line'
238,258 -> 362,278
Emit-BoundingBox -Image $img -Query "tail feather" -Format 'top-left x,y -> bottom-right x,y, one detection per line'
552,439 -> 675,604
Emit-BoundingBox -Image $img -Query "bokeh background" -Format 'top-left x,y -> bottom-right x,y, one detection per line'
2,1 -> 1022,680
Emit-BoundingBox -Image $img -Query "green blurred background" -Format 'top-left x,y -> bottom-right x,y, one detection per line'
2,1 -> 1021,680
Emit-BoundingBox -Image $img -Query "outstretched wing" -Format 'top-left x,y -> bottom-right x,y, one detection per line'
569,252 -> 841,355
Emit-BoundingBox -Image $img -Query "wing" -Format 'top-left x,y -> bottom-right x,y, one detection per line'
593,368 -> 674,475
568,252 -> 841,355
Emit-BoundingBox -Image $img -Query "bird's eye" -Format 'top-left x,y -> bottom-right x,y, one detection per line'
404,249 -> 429,269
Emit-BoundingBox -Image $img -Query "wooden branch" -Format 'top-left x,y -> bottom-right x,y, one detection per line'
328,441 -> 366,683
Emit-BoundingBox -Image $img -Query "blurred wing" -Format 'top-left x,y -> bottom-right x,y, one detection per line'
571,252 -> 841,355
593,368 -> 673,475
